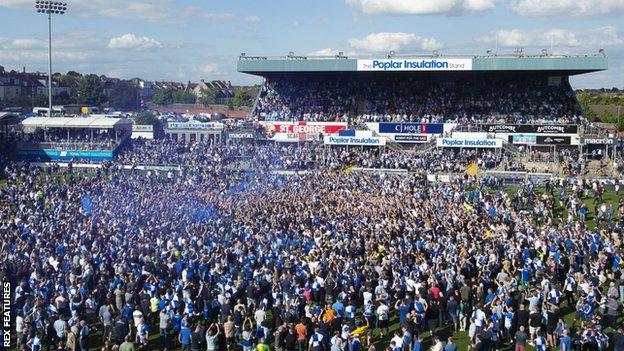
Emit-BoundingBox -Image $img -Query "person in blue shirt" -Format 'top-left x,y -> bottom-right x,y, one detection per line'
332,299 -> 345,324
179,323 -> 192,351
444,337 -> 457,351
394,299 -> 411,325
172,310 -> 183,334
412,335 -> 423,351
348,334 -> 361,351
560,329 -> 571,351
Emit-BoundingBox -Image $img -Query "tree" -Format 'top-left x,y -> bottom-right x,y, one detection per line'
152,88 -> 174,105
197,86 -> 217,107
576,93 -> 597,121
54,91 -> 75,105
77,74 -> 103,105
232,88 -> 253,107
10,96 -> 32,108
33,94 -> 48,107
172,90 -> 196,104
66,70 -> 81,78
226,99 -> 235,110
108,81 -> 139,110
134,111 -> 158,126
57,74 -> 79,88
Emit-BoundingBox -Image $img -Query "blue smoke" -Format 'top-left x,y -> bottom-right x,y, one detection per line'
81,195 -> 93,214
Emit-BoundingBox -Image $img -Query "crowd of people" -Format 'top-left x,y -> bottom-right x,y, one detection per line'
17,129 -> 123,151
2,145 -> 624,351
254,75 -> 583,125
114,139 -> 508,173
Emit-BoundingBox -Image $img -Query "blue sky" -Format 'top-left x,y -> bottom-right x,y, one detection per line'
0,0 -> 622,88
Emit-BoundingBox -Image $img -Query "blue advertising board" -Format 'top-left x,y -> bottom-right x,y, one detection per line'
378,123 -> 443,134
17,149 -> 114,162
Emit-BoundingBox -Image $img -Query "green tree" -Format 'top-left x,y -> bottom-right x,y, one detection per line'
57,74 -> 79,88
232,88 -> 253,107
172,90 -> 197,104
152,88 -> 174,105
54,91 -> 75,105
197,86 -> 217,107
134,111 -> 158,126
77,74 -> 103,105
576,93 -> 597,120
10,96 -> 32,108
108,81 -> 139,110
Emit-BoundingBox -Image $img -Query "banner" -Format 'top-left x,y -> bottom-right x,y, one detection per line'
511,135 -> 537,145
167,121 -> 224,130
357,59 -> 472,71
132,124 -> 153,132
581,137 -> 615,145
227,132 -> 255,139
324,136 -> 387,146
378,123 -> 444,134
537,136 -> 571,145
17,149 -> 114,161
261,121 -> 347,142
437,138 -> 502,148
483,124 -> 578,134
394,135 -> 428,142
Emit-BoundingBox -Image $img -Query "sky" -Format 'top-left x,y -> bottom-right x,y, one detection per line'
0,0 -> 623,88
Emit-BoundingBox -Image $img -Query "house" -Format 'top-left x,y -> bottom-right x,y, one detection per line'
193,80 -> 235,104
0,68 -> 46,102
153,81 -> 187,91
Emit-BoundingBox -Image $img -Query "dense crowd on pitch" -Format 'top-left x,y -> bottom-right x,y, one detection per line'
3,154 -> 624,351
114,139 -> 508,173
254,76 -> 584,125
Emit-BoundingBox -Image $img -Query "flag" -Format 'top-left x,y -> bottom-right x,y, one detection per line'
343,160 -> 356,173
81,195 -> 93,214
466,162 -> 479,176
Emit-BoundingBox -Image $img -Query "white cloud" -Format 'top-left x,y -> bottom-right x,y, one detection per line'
0,0 -> 259,25
345,0 -> 495,15
244,16 -> 261,22
108,34 -> 162,50
586,26 -> 624,46
479,26 -> 623,48
197,64 -> 219,74
307,48 -> 338,56
203,13 -> 236,21
512,0 -> 624,17
348,32 -> 442,52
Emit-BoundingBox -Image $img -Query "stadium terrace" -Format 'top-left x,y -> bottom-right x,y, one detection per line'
239,53 -> 607,125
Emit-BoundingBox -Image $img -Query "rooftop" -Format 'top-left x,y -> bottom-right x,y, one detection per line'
237,53 -> 608,76
22,116 -> 133,130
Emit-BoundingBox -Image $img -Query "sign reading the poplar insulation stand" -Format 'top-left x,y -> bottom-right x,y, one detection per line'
357,59 -> 473,71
